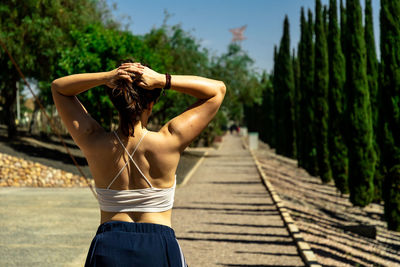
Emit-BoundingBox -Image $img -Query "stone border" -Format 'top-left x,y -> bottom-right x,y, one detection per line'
243,138 -> 321,267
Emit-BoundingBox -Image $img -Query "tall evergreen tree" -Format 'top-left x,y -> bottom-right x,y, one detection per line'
297,8 -> 307,169
328,0 -> 349,194
314,0 -> 332,183
270,46 -> 278,149
323,4 -> 329,35
365,0 -> 382,202
340,0 -> 347,57
293,49 -> 301,162
261,71 -> 275,147
380,0 -> 400,231
345,0 -> 376,207
303,9 -> 319,176
273,45 -> 280,150
274,16 -> 296,158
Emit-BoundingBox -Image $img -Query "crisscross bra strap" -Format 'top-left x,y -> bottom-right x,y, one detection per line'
107,129 -> 152,189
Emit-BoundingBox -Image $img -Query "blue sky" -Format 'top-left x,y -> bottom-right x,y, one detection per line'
106,0 -> 380,74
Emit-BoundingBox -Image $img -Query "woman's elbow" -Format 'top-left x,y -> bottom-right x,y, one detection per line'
51,80 -> 59,92
218,81 -> 226,97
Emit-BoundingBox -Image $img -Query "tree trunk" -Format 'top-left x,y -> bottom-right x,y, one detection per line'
28,101 -> 39,135
3,78 -> 18,139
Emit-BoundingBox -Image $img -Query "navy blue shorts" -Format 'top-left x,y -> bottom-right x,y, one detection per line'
85,221 -> 187,267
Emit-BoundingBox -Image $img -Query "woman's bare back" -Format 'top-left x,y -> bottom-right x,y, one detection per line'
84,127 -> 180,226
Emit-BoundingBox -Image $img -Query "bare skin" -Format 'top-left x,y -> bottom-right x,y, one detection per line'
51,62 -> 226,227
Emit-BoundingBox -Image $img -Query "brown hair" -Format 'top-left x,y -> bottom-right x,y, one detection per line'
107,59 -> 162,137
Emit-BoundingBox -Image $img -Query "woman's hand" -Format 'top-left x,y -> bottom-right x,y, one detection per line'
119,62 -> 165,90
105,63 -> 145,88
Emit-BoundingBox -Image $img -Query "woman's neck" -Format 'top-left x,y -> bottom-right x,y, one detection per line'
117,120 -> 147,138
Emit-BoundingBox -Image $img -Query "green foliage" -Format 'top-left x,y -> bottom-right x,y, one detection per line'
328,0 -> 349,194
0,0 -> 117,137
383,165 -> 400,231
274,16 -> 296,158
345,0 -> 376,207
380,0 -> 400,230
298,9 -> 319,176
314,0 -> 332,183
340,0 -> 347,58
244,71 -> 274,144
261,72 -> 275,145
364,0 -> 381,202
293,51 -> 301,163
53,24 -> 151,130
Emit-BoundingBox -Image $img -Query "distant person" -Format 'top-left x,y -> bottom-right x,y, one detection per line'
229,124 -> 239,135
51,59 -> 226,266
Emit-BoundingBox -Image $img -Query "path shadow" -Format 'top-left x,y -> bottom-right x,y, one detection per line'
234,251 -> 298,256
210,181 -> 260,185
189,231 -> 290,238
0,131 -> 77,149
209,211 -> 280,217
8,141 -> 88,166
192,201 -> 275,207
177,236 -> 293,245
174,206 -> 275,213
217,264 -> 300,267
206,222 -> 285,229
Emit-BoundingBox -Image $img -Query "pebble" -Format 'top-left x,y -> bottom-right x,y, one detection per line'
0,152 -> 93,188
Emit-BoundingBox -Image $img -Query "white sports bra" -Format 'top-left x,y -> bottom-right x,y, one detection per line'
95,129 -> 176,213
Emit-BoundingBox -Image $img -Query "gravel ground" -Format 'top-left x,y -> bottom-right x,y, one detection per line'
172,134 -> 305,267
254,140 -> 400,267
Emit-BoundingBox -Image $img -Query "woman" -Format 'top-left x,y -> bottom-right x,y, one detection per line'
51,60 -> 226,267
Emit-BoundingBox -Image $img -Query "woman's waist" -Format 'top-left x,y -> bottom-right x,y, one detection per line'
100,209 -> 172,228
95,220 -> 176,239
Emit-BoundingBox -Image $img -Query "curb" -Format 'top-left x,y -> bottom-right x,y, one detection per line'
243,138 -> 321,267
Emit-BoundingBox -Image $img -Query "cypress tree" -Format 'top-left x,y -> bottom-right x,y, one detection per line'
273,45 -> 281,151
275,16 -> 296,158
264,73 -> 275,147
314,0 -> 332,183
323,4 -> 329,35
365,0 -> 382,202
293,49 -> 301,163
328,0 -> 349,194
297,8 -> 307,169
380,0 -> 400,231
340,0 -> 347,57
303,9 -> 319,176
270,46 -> 278,149
345,0 -> 376,207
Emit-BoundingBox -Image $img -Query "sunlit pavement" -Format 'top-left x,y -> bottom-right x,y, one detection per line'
0,188 -> 98,267
172,134 -> 305,267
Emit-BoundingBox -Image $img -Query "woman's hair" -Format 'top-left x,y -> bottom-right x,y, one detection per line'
107,59 -> 162,137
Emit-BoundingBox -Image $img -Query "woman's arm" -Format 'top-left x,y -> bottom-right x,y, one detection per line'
50,66 -> 141,152
121,63 -> 226,152
51,64 -> 142,96
163,75 -> 226,151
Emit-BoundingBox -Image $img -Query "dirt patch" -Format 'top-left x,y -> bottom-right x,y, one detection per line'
254,141 -> 400,266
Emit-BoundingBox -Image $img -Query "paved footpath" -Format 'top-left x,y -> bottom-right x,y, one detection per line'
172,134 -> 305,267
